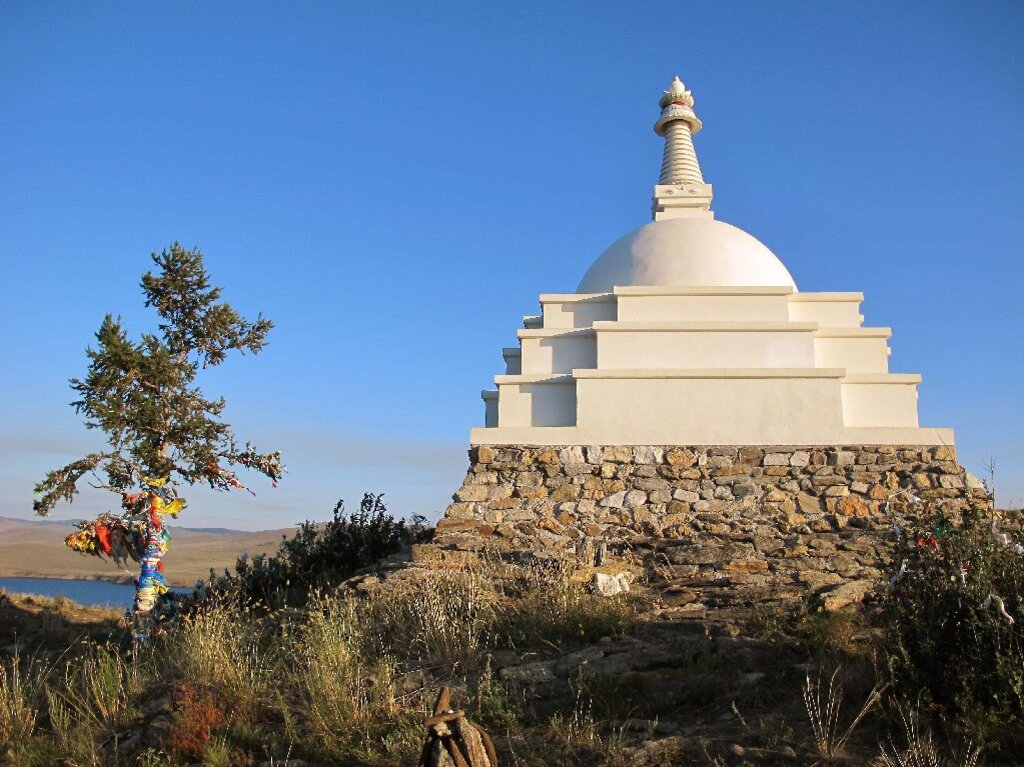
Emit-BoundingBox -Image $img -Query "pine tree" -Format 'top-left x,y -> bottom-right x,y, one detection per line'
33,243 -> 283,638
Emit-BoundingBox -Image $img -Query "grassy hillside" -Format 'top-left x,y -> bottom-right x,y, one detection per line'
0,516 -> 294,586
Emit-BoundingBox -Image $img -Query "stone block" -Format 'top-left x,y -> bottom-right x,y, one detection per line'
488,485 -> 513,500
585,445 -> 603,464
666,447 -> 697,467
836,495 -> 870,516
551,484 -> 580,502
733,482 -> 757,497
667,500 -> 690,515
446,502 -> 478,519
912,472 -> 933,490
455,485 -> 489,502
466,470 -> 498,485
516,486 -> 549,499
706,455 -> 734,470
516,472 -> 543,487
477,445 -> 495,464
633,446 -> 664,464
790,451 -> 810,467
722,558 -> 769,574
599,491 -> 626,509
738,446 -> 764,466
636,477 -> 670,492
605,446 -> 633,463
797,494 -> 823,516
559,446 -> 585,465
764,452 -> 791,466
624,490 -> 648,508
831,450 -> 856,467
535,447 -> 559,464
821,580 -> 874,611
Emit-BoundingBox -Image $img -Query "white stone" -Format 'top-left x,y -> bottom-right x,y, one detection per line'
624,490 -> 647,508
790,451 -> 810,467
633,446 -> 663,464
591,572 -> 631,597
559,446 -> 585,465
834,451 -> 856,466
600,491 -> 626,509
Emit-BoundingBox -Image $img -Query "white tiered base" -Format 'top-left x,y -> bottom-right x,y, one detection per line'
473,286 -> 953,446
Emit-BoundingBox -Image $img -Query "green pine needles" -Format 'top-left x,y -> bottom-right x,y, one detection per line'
34,243 -> 282,514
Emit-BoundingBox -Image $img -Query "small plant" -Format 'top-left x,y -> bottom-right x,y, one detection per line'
879,709 -> 982,767
882,510 -> 1023,750
57,643 -> 143,736
802,667 -> 885,762
296,593 -> 419,760
0,652 -> 43,750
168,682 -> 228,760
165,602 -> 272,712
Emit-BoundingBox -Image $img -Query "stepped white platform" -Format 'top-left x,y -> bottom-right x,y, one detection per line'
471,77 -> 952,448
474,286 -> 951,446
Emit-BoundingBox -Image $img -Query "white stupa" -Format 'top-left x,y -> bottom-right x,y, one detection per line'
473,77 -> 952,447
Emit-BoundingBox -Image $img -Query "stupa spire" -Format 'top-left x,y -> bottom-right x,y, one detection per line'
654,76 -> 704,185
651,75 -> 714,221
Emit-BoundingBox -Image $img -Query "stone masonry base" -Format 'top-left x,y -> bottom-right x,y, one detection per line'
423,445 -> 990,614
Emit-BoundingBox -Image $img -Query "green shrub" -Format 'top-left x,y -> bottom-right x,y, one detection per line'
881,511 -> 1024,751
209,493 -> 428,608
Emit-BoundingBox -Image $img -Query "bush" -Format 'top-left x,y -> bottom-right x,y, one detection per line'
881,510 -> 1024,751
208,493 -> 428,608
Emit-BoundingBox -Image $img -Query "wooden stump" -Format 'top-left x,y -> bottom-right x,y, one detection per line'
417,688 -> 498,767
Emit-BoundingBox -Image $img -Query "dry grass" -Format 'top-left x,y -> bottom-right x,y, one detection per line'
0,651 -> 45,749
803,666 -> 886,763
879,710 -> 983,767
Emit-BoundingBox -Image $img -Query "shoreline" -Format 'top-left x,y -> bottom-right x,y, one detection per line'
0,571 -> 199,589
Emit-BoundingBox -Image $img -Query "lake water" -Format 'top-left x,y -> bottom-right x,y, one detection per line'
0,577 -> 190,609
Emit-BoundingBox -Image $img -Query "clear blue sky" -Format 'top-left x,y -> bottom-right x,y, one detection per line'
2,1 -> 1022,530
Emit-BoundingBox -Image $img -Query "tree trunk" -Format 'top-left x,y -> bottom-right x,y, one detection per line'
131,514 -> 169,642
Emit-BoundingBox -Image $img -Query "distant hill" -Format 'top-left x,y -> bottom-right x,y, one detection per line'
0,516 -> 296,586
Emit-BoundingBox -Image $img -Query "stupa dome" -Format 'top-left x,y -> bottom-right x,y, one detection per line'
576,217 -> 798,293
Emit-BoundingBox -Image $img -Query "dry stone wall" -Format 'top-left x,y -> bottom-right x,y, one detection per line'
429,444 -> 990,613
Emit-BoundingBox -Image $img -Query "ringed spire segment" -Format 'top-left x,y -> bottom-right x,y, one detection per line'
651,75 -> 713,220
